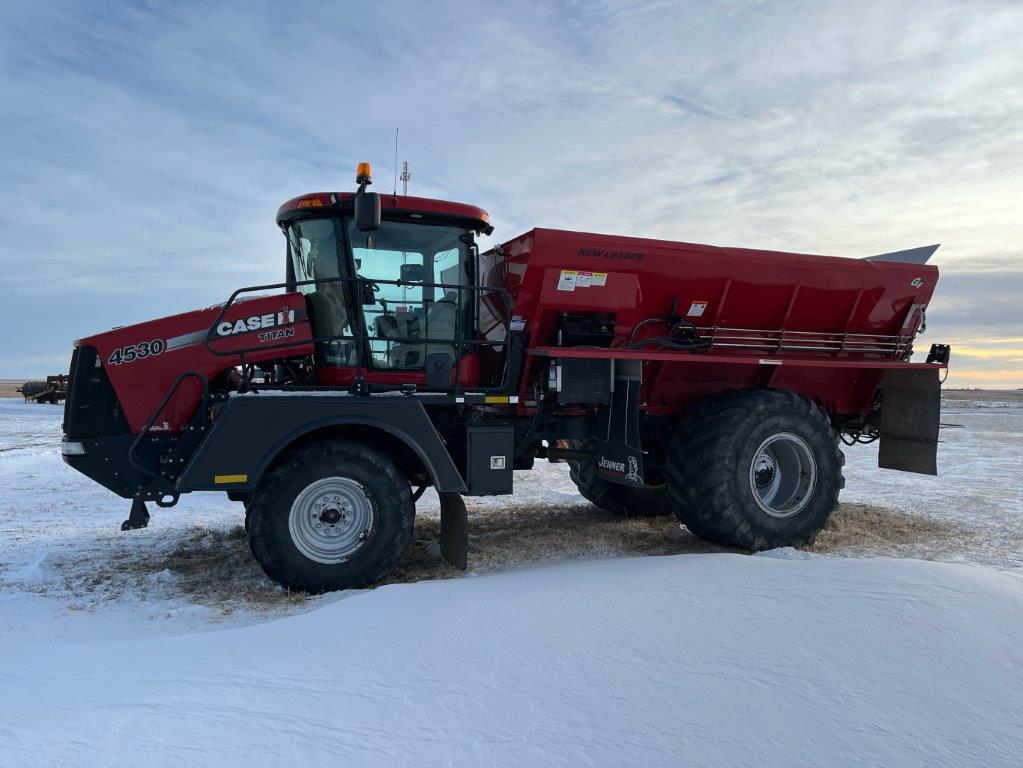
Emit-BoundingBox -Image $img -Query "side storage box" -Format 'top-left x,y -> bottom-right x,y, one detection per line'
466,424 -> 514,496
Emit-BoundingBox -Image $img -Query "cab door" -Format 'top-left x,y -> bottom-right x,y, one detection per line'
345,218 -> 480,389
285,216 -> 359,368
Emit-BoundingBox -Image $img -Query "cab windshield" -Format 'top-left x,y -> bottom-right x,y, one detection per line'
346,219 -> 471,370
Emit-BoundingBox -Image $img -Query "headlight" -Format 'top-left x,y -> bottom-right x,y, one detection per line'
61,440 -> 86,456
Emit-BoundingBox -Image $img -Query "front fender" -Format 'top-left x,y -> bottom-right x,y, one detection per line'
177,394 -> 467,493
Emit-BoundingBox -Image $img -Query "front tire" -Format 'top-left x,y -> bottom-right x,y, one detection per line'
666,389 -> 843,550
247,440 -> 415,593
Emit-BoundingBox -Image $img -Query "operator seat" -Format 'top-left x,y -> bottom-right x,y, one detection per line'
393,292 -> 459,369
375,302 -> 415,368
303,244 -> 350,362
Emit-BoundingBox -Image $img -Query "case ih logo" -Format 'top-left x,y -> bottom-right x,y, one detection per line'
579,247 -> 645,261
216,310 -> 296,337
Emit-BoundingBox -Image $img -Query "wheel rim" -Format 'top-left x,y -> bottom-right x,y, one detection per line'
288,477 -> 375,564
748,432 -> 817,518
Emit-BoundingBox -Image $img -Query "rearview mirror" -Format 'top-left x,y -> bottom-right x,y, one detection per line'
354,190 -> 381,231
400,263 -> 425,282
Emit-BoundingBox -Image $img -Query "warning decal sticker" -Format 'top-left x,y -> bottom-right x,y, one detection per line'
558,269 -> 608,291
687,301 -> 708,317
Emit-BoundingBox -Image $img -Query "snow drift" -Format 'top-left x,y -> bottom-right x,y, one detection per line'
1,552 -> 1020,767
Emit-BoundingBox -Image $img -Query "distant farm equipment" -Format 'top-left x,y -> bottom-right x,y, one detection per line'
18,375 -> 70,404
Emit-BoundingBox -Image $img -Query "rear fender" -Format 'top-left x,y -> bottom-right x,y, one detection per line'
177,395 -> 467,493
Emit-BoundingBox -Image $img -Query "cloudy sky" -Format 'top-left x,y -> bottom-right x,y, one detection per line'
1,0 -> 1020,387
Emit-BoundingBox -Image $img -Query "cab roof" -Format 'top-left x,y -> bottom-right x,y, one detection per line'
276,192 -> 492,234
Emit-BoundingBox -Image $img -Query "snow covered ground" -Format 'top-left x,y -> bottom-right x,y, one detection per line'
2,553 -> 1021,767
0,396 -> 1021,766
841,394 -> 1023,566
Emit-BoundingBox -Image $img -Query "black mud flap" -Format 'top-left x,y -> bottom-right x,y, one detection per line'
439,492 -> 468,570
595,359 -> 645,488
878,368 -> 941,475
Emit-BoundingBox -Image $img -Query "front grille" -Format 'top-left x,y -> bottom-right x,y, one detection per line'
61,347 -> 79,433
63,346 -> 131,437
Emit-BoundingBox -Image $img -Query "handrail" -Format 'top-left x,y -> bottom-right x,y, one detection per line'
203,275 -> 516,394
127,371 -> 209,486
701,326 -> 914,359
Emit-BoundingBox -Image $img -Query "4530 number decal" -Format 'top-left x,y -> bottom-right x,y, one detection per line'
107,339 -> 165,366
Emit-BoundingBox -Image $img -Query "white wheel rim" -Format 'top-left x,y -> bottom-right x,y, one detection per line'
288,477 -> 375,564
748,432 -> 817,518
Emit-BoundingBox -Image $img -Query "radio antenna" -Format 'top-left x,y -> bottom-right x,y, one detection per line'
393,126 -> 399,196
400,160 -> 411,195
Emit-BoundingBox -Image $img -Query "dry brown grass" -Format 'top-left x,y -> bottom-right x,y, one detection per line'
386,503 -> 719,584
808,503 -> 973,559
25,526 -> 309,612
18,501 -> 980,616
151,526 -> 309,611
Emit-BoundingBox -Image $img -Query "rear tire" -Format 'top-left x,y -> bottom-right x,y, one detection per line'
568,440 -> 668,517
247,440 -> 415,593
665,389 -> 843,550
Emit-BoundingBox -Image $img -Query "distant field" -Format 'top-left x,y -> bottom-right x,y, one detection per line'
0,380 -> 26,398
943,389 -> 1023,402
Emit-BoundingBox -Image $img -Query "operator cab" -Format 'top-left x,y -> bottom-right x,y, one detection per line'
276,164 -> 497,390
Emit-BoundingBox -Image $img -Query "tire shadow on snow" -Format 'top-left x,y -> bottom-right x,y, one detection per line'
1,501 -> 979,616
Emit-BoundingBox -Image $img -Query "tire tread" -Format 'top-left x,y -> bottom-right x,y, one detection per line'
665,388 -> 844,549
247,439 -> 414,593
